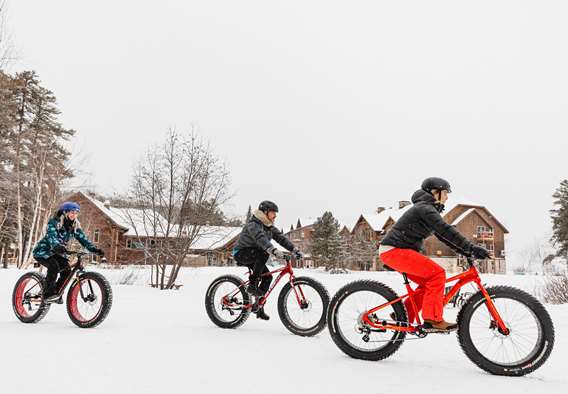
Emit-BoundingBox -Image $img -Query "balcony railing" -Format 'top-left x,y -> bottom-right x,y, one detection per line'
474,231 -> 494,240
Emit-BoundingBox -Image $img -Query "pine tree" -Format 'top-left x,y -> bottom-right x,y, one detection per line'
551,180 -> 568,262
310,211 -> 344,270
0,71 -> 74,267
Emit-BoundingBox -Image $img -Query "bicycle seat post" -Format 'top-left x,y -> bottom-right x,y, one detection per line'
402,273 -> 410,285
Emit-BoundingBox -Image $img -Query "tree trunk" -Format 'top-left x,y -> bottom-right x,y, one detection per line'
0,244 -> 5,268
22,162 -> 45,266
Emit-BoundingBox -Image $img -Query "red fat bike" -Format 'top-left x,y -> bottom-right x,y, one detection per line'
12,251 -> 113,328
327,257 -> 554,376
205,255 -> 329,336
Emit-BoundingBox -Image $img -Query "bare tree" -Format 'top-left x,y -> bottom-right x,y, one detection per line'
0,1 -> 14,69
517,238 -> 549,274
125,128 -> 231,289
346,232 -> 376,271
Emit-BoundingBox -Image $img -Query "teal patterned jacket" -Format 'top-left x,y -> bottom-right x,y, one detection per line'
33,217 -> 97,260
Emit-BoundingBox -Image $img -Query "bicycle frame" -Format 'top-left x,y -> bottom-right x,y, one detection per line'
361,258 -> 510,335
25,252 -> 99,302
222,256 -> 308,310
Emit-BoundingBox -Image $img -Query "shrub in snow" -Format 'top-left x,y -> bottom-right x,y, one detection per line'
328,267 -> 349,275
541,274 -> 568,304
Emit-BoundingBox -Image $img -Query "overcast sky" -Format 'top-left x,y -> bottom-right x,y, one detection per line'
6,1 -> 567,261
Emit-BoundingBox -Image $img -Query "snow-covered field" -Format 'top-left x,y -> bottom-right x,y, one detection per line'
1,266 -> 566,394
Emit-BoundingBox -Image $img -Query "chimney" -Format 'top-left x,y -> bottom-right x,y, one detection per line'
103,200 -> 111,209
398,201 -> 411,209
377,207 -> 386,214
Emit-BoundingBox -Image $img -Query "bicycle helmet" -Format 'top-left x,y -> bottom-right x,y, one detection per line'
421,177 -> 452,193
259,200 -> 279,213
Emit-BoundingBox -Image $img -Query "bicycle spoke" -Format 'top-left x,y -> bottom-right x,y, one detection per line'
469,296 -> 541,367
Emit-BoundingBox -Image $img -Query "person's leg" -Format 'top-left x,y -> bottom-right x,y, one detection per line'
401,273 -> 426,324
380,248 -> 446,322
248,249 -> 269,294
236,249 -> 271,320
235,248 -> 270,296
37,257 -> 59,297
258,264 -> 273,295
54,256 -> 71,295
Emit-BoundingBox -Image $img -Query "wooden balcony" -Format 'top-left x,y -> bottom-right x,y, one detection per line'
473,231 -> 494,241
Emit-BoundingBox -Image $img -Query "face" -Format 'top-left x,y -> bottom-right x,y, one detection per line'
432,190 -> 449,204
267,211 -> 278,222
66,211 -> 79,221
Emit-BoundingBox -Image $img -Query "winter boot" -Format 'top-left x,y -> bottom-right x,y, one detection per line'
422,319 -> 457,333
247,279 -> 262,296
255,307 -> 270,321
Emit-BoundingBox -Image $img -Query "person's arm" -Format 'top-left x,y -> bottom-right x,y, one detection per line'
44,219 -> 62,251
421,205 -> 474,255
435,231 -> 471,256
74,228 -> 101,254
271,227 -> 295,252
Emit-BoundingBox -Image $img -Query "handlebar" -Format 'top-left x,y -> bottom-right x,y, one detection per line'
58,250 -> 107,263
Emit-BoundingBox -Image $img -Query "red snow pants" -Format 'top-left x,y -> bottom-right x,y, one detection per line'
379,248 -> 446,323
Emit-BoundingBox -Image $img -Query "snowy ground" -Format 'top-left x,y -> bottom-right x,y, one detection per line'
1,266 -> 566,394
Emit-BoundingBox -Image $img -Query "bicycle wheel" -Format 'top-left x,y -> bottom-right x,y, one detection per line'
12,272 -> 50,324
327,280 -> 407,361
277,276 -> 329,337
66,272 -> 113,328
205,275 -> 251,329
457,286 -> 555,376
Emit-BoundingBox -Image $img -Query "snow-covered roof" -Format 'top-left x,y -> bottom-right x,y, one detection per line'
296,217 -> 317,229
80,192 -> 169,236
190,226 -> 242,250
78,192 -> 242,250
451,208 -> 476,226
359,204 -> 412,232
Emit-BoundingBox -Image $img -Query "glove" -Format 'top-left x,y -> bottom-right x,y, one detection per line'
52,244 -> 68,255
293,248 -> 304,260
269,247 -> 285,259
93,248 -> 104,257
471,245 -> 491,259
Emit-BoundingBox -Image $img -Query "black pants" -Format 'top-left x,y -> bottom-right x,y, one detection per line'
234,248 -> 273,293
36,255 -> 71,297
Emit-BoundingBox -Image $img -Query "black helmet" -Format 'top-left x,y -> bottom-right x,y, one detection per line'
421,177 -> 452,193
259,200 -> 279,213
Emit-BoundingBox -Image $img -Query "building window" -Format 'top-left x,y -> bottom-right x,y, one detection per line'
477,226 -> 493,234
93,229 -> 100,243
126,239 -> 145,249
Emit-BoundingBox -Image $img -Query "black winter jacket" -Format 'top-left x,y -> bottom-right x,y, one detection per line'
234,213 -> 295,253
381,189 -> 475,255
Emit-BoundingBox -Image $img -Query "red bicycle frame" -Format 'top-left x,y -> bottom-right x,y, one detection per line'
361,258 -> 510,335
223,256 -> 308,310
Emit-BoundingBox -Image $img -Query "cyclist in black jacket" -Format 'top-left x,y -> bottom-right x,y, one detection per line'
233,201 -> 303,320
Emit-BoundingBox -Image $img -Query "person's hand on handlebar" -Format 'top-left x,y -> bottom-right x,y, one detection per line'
293,248 -> 304,260
269,247 -> 285,259
471,245 -> 491,259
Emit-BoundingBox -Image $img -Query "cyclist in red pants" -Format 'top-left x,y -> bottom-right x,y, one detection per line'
379,177 -> 491,332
